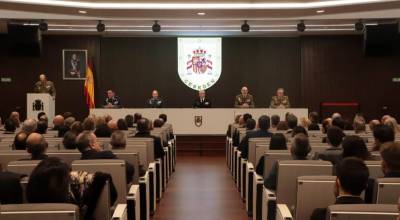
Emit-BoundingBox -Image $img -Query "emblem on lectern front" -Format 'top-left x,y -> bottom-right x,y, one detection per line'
194,116 -> 203,127
33,99 -> 44,111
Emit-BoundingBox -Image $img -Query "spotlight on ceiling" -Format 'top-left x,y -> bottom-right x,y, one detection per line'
355,20 -> 364,32
38,20 -> 48,31
152,21 -> 161,32
297,20 -> 306,32
97,20 -> 105,32
241,20 -> 250,32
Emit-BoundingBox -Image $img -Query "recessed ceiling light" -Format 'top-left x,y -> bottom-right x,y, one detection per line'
316,9 -> 325,13
78,10 -> 87,14
197,12 -> 206,16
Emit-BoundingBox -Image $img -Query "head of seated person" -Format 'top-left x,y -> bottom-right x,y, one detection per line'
64,117 -> 76,128
373,124 -> 395,151
309,111 -> 319,124
269,133 -> 287,150
26,157 -> 71,203
137,118 -> 150,134
52,115 -> 64,130
383,117 -> 400,133
117,118 -> 128,130
342,135 -> 370,160
134,113 -> 142,124
276,121 -> 289,131
322,118 -> 332,134
380,142 -> 400,177
246,118 -> 256,131
299,117 -> 311,129
14,131 -> 28,150
332,116 -> 345,130
22,119 -> 37,135
159,114 -> 168,123
369,119 -> 380,131
234,114 -> 241,124
334,157 -> 369,198
35,120 -> 48,134
258,115 -> 270,131
62,131 -> 77,150
327,126 -> 345,148
82,117 -> 95,131
290,133 -> 311,160
125,114 -> 134,128
110,130 -> 127,149
153,118 -> 164,128
26,133 -> 48,160
4,119 -> 16,133
291,126 -> 308,137
286,114 -> 298,130
270,115 -> 280,129
107,120 -> 118,132
70,121 -> 84,135
353,118 -> 366,134
76,131 -> 102,153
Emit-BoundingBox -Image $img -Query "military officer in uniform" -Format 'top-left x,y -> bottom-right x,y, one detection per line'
234,86 -> 255,108
147,90 -> 163,108
193,90 -> 212,108
34,74 -> 56,97
270,88 -> 290,109
103,89 -> 122,108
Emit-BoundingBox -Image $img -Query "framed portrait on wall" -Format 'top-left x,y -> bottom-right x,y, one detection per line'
62,49 -> 87,80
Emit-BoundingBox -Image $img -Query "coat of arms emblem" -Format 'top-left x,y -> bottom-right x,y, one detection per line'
32,99 -> 44,111
194,116 -> 203,127
186,49 -> 213,75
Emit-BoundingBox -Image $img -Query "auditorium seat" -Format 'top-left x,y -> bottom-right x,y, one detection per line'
373,178 -> 400,204
327,204 -> 398,220
275,204 -> 293,220
6,160 -> 40,176
111,204 -> 128,220
127,184 -> 141,220
0,203 -> 79,220
295,176 -> 336,220
365,161 -> 384,179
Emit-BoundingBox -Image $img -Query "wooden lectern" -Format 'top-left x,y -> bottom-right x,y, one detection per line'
27,93 -> 55,123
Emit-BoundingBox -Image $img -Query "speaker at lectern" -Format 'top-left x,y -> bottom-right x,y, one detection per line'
27,93 -> 55,123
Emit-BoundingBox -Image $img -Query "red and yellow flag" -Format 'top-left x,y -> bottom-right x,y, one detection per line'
84,61 -> 95,109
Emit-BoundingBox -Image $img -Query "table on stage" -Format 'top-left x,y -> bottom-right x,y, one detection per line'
90,108 -> 308,135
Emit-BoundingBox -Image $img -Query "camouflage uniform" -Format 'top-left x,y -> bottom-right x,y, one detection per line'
270,96 -> 290,108
34,81 -> 56,97
234,94 -> 255,108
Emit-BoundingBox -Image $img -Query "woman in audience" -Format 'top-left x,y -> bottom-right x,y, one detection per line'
299,117 -> 311,129
308,111 -> 320,131
321,118 -> 332,134
26,157 -> 117,220
269,133 -> 287,150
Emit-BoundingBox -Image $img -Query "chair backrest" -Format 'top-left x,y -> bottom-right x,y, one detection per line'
125,143 -> 151,169
127,138 -> 155,167
327,204 -> 398,220
0,151 -> 31,171
276,204 -> 293,220
7,160 -> 40,176
365,161 -> 384,179
276,160 -> 332,212
373,178 -> 400,204
296,176 -> 336,220
111,204 -> 128,220
47,151 -> 81,164
151,128 -> 168,145
262,151 -> 292,177
72,159 -> 127,203
248,138 -> 269,165
113,151 -> 140,184
0,203 -> 79,220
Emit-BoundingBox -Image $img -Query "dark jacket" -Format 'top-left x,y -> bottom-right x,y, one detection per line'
94,124 -> 112,138
0,171 -> 25,204
58,125 -> 70,137
193,98 -> 212,108
81,149 -> 134,184
316,146 -> 343,166
239,129 -> 272,159
134,131 -> 165,159
310,196 -> 364,220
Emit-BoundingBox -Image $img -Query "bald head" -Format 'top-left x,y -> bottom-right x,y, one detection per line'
22,119 -> 37,135
53,115 -> 64,127
26,133 -> 47,157
107,120 -> 118,131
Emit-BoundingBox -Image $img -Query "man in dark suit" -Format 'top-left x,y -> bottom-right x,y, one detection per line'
310,158 -> 369,220
316,126 -> 345,165
133,118 -> 165,160
76,131 -> 134,183
193,90 -> 212,108
239,115 -> 272,159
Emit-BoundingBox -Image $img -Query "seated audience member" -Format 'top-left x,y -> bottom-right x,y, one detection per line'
110,130 -> 127,149
13,131 -> 28,150
0,171 -> 25,204
125,114 -> 134,128
332,116 -> 345,130
26,157 -> 117,220
308,111 -> 320,130
299,117 -> 311,129
61,131 -> 77,150
276,121 -> 289,131
82,117 -> 95,131
58,117 -> 75,137
291,126 -> 308,137
63,112 -> 73,119
153,118 -> 164,128
354,118 -> 367,134
4,119 -> 16,134
117,118 -> 128,130
35,120 -> 48,134
264,133 -> 311,190
384,117 -> 400,134
227,114 -> 241,138
104,114 -> 113,123
133,113 -> 142,125
286,114 -> 298,133
269,133 -> 287,150
70,121 -> 83,135
22,119 -> 37,135
369,119 -> 381,131
159,113 -> 174,139
332,112 -> 342,120
134,118 -> 165,159
372,124 -> 395,151
76,131 -> 134,183
107,120 -> 118,132
232,113 -> 252,146
322,118 -> 332,134
316,126 -> 345,165
310,158 -> 369,220
239,116 -> 272,159
52,115 -> 64,130
342,135 -> 371,160
39,115 -> 48,124
9,111 -> 21,128
270,115 -> 280,131
94,118 -> 112,138
26,133 -> 48,160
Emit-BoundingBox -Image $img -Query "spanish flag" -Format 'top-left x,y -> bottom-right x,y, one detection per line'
84,61 -> 95,109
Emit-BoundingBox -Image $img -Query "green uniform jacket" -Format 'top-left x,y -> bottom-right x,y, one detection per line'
270,96 -> 290,108
34,81 -> 56,97
234,94 -> 255,108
